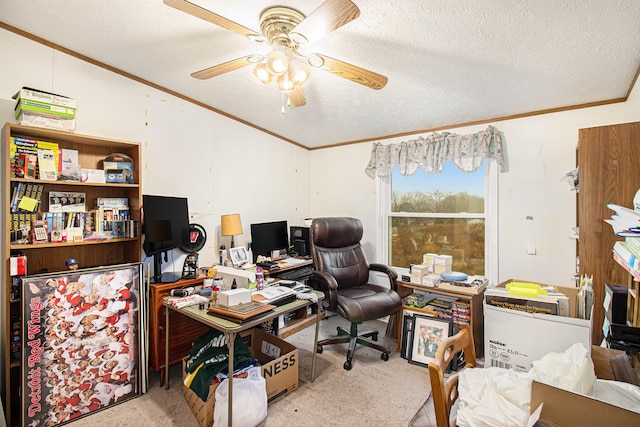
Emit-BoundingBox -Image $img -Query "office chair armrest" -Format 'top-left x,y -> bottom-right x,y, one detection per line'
369,263 -> 399,291
308,271 -> 339,310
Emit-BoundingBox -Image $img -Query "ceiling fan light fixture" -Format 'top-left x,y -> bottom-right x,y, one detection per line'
290,60 -> 311,85
307,53 -> 325,68
277,73 -> 295,91
247,54 -> 264,63
289,32 -> 308,45
253,63 -> 273,85
266,50 -> 289,75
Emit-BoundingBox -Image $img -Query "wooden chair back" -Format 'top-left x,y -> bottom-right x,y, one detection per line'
428,323 -> 477,427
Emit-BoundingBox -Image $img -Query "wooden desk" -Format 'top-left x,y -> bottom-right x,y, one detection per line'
163,293 -> 323,427
396,281 -> 485,358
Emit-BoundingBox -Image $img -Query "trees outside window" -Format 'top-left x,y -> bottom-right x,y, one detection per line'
379,160 -> 497,280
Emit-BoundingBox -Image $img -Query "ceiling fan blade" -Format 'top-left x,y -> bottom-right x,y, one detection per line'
191,56 -> 253,80
164,0 -> 265,42
313,54 -> 388,90
288,87 -> 306,107
291,0 -> 360,44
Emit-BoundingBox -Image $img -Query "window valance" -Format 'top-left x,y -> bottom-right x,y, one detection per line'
365,125 -> 505,178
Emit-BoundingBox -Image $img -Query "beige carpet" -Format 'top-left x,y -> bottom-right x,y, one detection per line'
67,314 -> 430,427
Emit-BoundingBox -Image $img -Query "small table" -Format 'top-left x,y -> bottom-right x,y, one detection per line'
163,292 -> 323,427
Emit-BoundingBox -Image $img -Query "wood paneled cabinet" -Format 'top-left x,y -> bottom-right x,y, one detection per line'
577,121 -> 640,345
1,123 -> 142,427
148,278 -> 210,386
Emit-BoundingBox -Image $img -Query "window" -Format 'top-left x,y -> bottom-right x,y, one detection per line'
377,159 -> 498,282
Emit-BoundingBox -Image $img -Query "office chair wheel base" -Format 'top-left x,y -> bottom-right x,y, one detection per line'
343,360 -> 352,370
381,352 -> 389,361
316,345 -> 323,354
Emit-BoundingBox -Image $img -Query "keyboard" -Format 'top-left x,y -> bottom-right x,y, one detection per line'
276,265 -> 314,281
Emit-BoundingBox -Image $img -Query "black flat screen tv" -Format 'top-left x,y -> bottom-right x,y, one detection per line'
142,194 -> 190,283
250,220 -> 289,262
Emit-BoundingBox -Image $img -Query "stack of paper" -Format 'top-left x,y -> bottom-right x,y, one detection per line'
605,204 -> 640,237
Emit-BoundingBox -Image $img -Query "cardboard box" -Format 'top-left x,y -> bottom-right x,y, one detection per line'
218,288 -> 252,307
422,253 -> 438,265
411,264 -> 431,276
435,254 -> 452,265
484,279 -> 591,372
434,263 -> 452,274
81,168 -> 105,183
13,87 -> 77,109
103,153 -> 134,184
183,329 -> 298,427
16,110 -> 76,132
530,380 -> 640,426
15,98 -> 76,119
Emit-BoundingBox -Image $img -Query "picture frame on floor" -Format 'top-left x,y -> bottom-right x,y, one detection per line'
407,315 -> 452,367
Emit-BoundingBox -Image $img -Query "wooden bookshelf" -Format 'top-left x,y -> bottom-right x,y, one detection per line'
1,123 -> 142,427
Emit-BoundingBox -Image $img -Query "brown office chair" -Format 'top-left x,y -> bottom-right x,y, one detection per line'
409,323 -> 477,427
308,217 -> 402,370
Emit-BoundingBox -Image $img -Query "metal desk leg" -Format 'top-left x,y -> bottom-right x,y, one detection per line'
164,305 -> 170,390
311,304 -> 321,383
226,331 -> 236,427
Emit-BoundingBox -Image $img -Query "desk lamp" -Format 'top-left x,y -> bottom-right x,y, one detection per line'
221,213 -> 243,248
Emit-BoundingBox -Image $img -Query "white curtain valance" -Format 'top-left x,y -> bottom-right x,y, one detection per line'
365,125 -> 505,178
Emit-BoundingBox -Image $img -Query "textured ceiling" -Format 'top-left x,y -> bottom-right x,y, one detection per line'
2,1 -> 639,149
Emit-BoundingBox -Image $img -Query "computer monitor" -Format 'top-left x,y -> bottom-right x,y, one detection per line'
141,194 -> 190,283
250,220 -> 289,262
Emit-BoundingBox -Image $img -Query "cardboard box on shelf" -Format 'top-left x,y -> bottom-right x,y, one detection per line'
422,253 -> 438,266
484,279 -> 591,372
15,98 -> 76,119
16,110 -> 76,132
183,328 -> 298,427
13,87 -> 77,109
529,380 -> 640,426
102,153 -> 134,183
411,264 -> 431,276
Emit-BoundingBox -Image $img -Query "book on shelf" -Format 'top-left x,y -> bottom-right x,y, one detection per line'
95,197 -> 129,209
58,148 -> 81,181
37,148 -> 57,181
207,301 -> 276,323
613,241 -> 640,271
11,182 -> 44,213
48,191 -> 86,213
10,136 -> 38,178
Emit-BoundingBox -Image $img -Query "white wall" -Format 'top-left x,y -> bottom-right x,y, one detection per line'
0,28 -> 311,276
1,26 -> 638,287
310,85 -> 638,287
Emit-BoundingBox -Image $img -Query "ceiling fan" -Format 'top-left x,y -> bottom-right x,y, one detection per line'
164,0 -> 388,108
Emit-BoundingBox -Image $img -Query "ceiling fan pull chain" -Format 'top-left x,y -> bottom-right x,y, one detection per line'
281,91 -> 287,116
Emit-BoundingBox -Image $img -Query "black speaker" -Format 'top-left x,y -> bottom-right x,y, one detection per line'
290,226 -> 310,257
604,283 -> 628,325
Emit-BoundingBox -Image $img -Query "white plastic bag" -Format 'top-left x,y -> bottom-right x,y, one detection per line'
213,367 -> 267,427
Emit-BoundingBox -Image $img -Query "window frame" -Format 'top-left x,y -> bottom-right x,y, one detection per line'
376,160 -> 499,284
